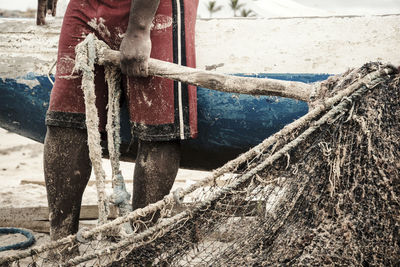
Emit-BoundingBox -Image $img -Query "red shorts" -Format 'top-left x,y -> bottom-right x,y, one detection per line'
46,0 -> 198,141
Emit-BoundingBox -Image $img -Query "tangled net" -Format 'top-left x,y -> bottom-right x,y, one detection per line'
0,54 -> 399,265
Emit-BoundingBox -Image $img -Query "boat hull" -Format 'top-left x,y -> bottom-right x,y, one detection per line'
0,73 -> 329,170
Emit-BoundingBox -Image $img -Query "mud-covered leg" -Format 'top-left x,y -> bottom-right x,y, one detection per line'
132,140 -> 180,216
44,126 -> 92,241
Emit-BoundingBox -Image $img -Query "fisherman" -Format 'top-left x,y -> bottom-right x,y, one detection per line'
43,0 -> 198,241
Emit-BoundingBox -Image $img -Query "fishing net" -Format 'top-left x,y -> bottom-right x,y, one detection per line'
1,60 -> 399,266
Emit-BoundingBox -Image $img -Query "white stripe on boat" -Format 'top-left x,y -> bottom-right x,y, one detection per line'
176,0 -> 185,140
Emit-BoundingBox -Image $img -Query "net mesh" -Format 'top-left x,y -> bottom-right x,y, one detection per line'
1,62 -> 399,266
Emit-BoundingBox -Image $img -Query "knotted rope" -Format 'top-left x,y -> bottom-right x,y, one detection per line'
74,34 -> 132,234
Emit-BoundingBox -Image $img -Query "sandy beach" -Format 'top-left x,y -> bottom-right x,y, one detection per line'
0,127 -> 210,208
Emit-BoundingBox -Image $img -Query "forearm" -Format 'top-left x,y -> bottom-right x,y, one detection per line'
126,0 -> 160,35
120,0 -> 160,76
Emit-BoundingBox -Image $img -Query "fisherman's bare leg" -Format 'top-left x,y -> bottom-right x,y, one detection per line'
44,126 -> 92,240
36,0 -> 47,25
132,140 -> 180,214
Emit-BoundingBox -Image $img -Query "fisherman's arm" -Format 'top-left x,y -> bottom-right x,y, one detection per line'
120,0 -> 160,77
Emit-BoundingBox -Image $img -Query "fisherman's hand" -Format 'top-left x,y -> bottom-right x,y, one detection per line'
120,31 -> 151,77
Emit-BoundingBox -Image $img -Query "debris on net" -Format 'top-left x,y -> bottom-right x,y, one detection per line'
1,62 -> 399,266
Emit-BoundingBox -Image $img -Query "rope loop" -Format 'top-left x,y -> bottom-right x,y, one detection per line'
0,228 -> 35,252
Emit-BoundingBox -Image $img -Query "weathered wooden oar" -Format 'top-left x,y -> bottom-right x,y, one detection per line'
97,46 -> 314,102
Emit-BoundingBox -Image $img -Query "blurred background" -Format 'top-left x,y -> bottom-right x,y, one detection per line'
0,0 -> 399,19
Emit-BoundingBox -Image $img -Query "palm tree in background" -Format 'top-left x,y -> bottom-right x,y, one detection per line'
206,1 -> 223,18
229,0 -> 245,17
240,8 -> 255,17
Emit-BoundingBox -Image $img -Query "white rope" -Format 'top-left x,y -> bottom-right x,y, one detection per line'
47,60 -> 57,86
105,65 -> 133,235
75,34 -> 132,233
75,33 -> 109,225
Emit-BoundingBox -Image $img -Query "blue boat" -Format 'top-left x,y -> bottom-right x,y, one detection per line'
0,71 -> 329,170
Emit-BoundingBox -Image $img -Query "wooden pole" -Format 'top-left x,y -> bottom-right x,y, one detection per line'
97,46 -> 313,102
